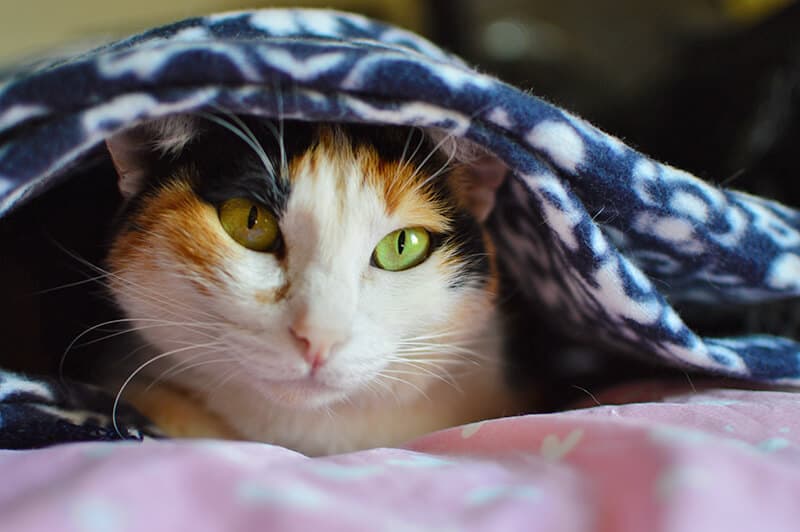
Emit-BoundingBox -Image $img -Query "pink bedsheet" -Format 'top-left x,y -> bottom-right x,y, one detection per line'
2,387 -> 799,532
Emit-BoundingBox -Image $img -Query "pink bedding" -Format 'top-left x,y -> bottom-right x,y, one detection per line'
2,387 -> 799,532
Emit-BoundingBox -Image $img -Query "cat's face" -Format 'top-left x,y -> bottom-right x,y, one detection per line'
106,116 -> 499,414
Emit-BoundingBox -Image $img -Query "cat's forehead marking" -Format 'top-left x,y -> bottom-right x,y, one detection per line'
186,120 -> 458,235
286,125 -> 451,232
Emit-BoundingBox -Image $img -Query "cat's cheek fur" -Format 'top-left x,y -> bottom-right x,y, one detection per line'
105,119 -> 516,454
115,238 -> 492,416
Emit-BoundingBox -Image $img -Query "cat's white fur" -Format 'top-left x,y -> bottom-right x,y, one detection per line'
106,118 -> 516,455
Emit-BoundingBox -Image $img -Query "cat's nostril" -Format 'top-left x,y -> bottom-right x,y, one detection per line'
288,324 -> 340,371
289,325 -> 310,351
307,349 -> 327,373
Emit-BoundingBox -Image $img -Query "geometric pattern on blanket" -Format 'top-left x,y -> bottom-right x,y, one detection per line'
0,9 -> 799,447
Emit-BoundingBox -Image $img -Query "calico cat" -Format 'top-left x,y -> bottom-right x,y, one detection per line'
103,113 -> 522,455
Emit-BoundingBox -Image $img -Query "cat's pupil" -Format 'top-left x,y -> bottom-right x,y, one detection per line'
247,206 -> 258,229
397,230 -> 406,254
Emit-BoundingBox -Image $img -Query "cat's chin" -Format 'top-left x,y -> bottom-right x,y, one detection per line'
254,376 -> 352,410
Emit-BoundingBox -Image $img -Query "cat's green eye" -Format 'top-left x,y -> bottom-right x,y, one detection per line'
219,198 -> 280,252
373,227 -> 431,271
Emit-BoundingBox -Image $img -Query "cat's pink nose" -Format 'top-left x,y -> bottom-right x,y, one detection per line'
289,320 -> 345,372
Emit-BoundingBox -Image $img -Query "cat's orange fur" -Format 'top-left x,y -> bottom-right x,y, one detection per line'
105,118 -> 523,455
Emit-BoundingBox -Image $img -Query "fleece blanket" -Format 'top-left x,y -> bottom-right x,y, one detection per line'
0,3 -> 799,464
2,387 -> 800,532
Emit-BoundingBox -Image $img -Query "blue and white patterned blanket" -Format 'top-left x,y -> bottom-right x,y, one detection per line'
1,8 -> 799,449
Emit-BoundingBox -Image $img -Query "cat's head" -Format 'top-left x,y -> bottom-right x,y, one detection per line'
105,114 -> 507,411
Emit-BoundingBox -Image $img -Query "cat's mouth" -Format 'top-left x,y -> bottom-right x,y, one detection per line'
253,375 -> 349,408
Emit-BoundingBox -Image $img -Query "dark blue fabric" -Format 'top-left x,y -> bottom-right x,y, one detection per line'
0,371 -> 158,449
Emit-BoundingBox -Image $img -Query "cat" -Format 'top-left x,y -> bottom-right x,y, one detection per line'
102,113 -> 524,455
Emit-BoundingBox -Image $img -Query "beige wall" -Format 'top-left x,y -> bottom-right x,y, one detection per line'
0,0 -> 426,63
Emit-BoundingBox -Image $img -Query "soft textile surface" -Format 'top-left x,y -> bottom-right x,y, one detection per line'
0,372 -> 157,449
1,8 -> 799,447
2,388 -> 799,532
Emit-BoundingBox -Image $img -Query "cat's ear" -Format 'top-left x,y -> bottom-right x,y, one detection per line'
106,126 -> 155,200
442,136 -> 508,223
106,115 -> 200,199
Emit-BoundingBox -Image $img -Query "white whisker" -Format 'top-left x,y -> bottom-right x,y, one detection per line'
207,365 -> 246,403
32,272 -> 113,295
391,127 -> 423,187
145,353 -> 234,392
53,242 -> 221,322
72,320 -> 221,350
420,138 -> 458,188
60,318 -> 218,377
376,373 -> 431,402
383,366 -> 462,393
112,341 -> 221,437
197,110 -> 276,178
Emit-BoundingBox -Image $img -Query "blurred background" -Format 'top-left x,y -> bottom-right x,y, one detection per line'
2,0 -> 799,393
